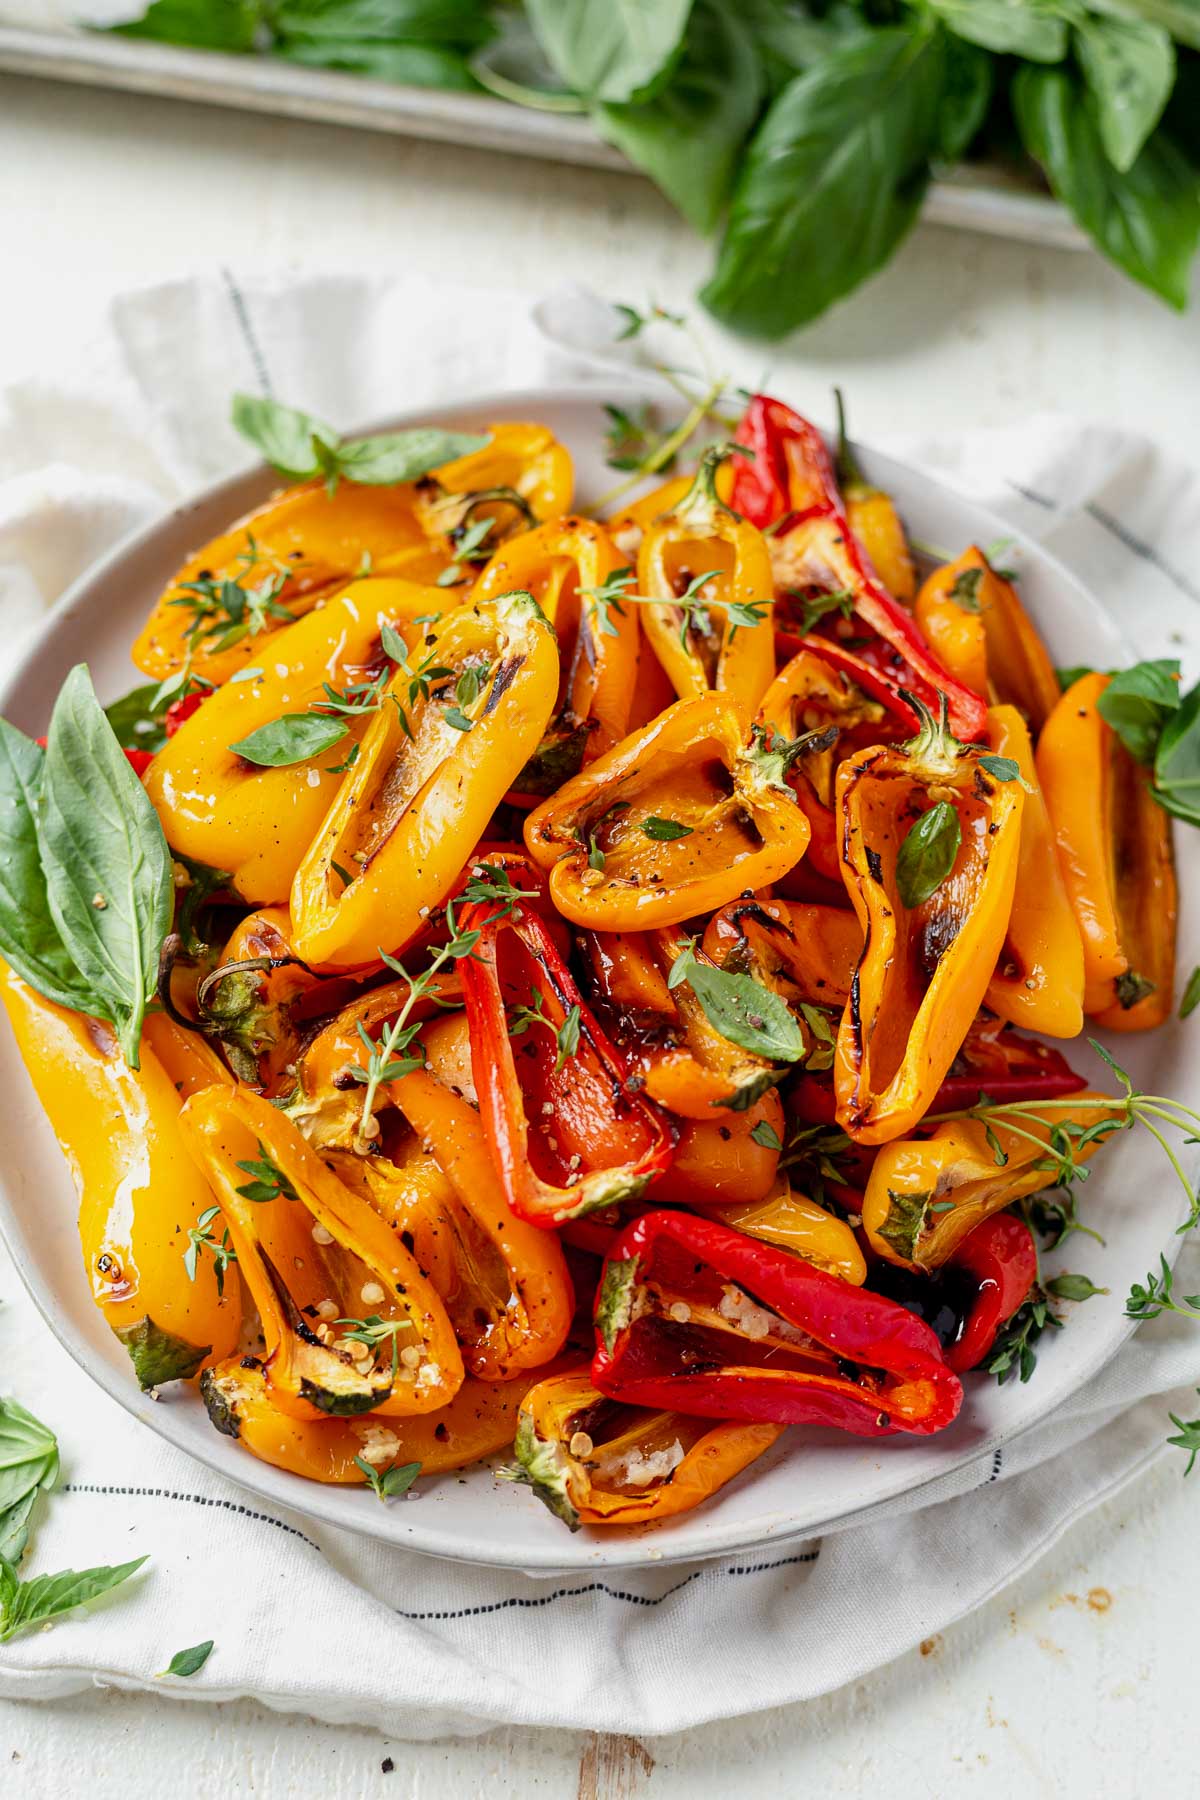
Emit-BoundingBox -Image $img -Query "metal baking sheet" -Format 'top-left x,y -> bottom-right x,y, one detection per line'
0,23 -> 1089,252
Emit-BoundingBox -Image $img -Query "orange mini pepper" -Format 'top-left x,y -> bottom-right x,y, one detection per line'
835,699 -> 1024,1144
651,1090 -> 786,1208
290,590 -> 558,969
471,516 -> 639,788
702,896 -> 862,1011
0,967 -> 241,1387
1036,673 -> 1177,1029
504,1368 -> 783,1530
635,446 -> 776,713
914,548 -> 1060,735
713,1180 -> 867,1285
418,421 -> 574,527
146,578 -> 442,903
983,706 -> 1084,1038
523,695 -> 811,930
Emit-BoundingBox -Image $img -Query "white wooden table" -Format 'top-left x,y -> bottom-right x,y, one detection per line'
2,65 -> 1199,1799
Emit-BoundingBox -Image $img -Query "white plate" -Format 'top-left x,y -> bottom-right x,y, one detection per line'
0,383 -> 1192,1572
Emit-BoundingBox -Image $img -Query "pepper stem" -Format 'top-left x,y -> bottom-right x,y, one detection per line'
674,442 -> 750,531
899,689 -> 961,775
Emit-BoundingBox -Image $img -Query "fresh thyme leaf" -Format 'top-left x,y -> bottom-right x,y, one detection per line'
326,743 -> 361,774
1046,1272 -> 1109,1302
442,705 -> 475,733
641,816 -> 693,841
353,1455 -> 422,1502
987,1290 -> 1061,1385
1181,966 -> 1200,1019
749,1119 -> 783,1151
793,588 -> 855,635
555,1004 -> 581,1072
1167,1395 -> 1200,1475
183,1204 -> 237,1298
234,1141 -> 300,1204
159,1639 -> 214,1679
948,566 -> 984,612
894,800 -> 961,909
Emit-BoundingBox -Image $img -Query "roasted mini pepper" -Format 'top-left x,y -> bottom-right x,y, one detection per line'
504,1369 -> 783,1530
592,1210 -> 962,1434
179,1086 -> 463,1418
290,589 -> 558,968
757,644 -> 910,882
702,896 -> 862,1011
635,446 -> 776,712
942,1213 -> 1038,1375
983,706 -> 1085,1038
862,1093 -> 1120,1271
146,577 -> 441,902
731,392 -> 840,527
1037,672 -> 1177,1030
0,967 -> 242,1387
713,1180 -> 867,1285
416,421 -> 574,528
653,1092 -> 787,1208
471,516 -> 639,789
459,888 -> 674,1224
523,695 -> 811,930
835,699 -> 1025,1145
202,1354 -> 573,1484
133,485 -> 446,687
914,548 -> 1060,734
833,389 -> 916,603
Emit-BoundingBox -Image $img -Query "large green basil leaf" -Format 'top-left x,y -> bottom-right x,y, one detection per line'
594,0 -> 764,233
701,23 -> 946,337
525,0 -> 694,103
925,0 -> 1070,61
1096,657 -> 1180,762
0,1556 -> 148,1644
1154,678 -> 1200,825
1086,0 -> 1200,52
0,721 -> 96,1016
105,0 -> 265,51
1014,63 -> 1200,309
0,1397 -> 58,1568
38,666 -> 174,1069
275,38 -> 477,88
273,0 -> 491,44
1075,12 -> 1175,171
471,13 -> 587,110
936,35 -> 994,162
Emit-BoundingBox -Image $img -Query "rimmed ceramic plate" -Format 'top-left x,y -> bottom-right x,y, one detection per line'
0,383 -> 1193,1572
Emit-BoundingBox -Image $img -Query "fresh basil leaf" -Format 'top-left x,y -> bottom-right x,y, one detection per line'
1014,63 -> 1200,309
38,667 -> 174,1068
925,0 -> 1070,62
935,35 -> 994,162
331,428 -> 489,486
1086,0 -> 1200,54
526,0 -> 694,102
895,800 -> 962,909
749,1118 -> 783,1150
470,11 -> 586,110
668,941 -> 806,1062
159,1639 -> 215,1678
275,37 -> 476,86
0,1555 -> 148,1644
231,393 -> 336,482
1076,13 -> 1175,171
594,0 -> 764,234
741,0 -> 869,90
1096,657 -> 1180,763
0,1398 -> 59,1568
701,23 -> 946,338
1180,965 -> 1200,1018
1153,676 -> 1200,825
103,0 -> 265,51
0,721 -> 97,1016
641,815 -> 693,841
229,713 -> 349,767
273,0 -> 490,44
1046,1272 -> 1109,1302
104,683 -> 171,755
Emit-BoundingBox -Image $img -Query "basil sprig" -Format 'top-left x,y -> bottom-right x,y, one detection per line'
0,1398 -> 59,1567
231,394 -> 488,494
668,939 -> 805,1063
0,1554 -> 149,1644
895,800 -> 962,910
0,666 -> 173,1066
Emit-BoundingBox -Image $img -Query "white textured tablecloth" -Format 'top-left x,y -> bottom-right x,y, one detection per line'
0,272 -> 1198,1738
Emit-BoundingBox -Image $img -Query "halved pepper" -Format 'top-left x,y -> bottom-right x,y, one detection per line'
179,1087 -> 463,1418
470,515 -> 639,788
146,577 -> 442,902
0,967 -> 242,1387
914,548 -> 1060,734
942,1212 -> 1038,1375
178,905 -> 331,1092
415,422 -> 574,528
523,694 -> 811,930
459,889 -> 674,1224
290,589 -> 558,968
202,1354 -> 574,1484
133,485 -> 446,687
835,700 -> 1025,1145
702,896 -> 862,1010
635,446 -> 776,713
504,1368 -> 783,1530
592,1209 -> 961,1434
712,1180 -> 867,1285
983,705 -> 1085,1038
1037,672 -> 1177,1029
731,392 -> 840,527
862,1092 -> 1120,1271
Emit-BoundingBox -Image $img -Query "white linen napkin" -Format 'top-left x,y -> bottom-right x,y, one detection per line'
0,271 -> 1198,1738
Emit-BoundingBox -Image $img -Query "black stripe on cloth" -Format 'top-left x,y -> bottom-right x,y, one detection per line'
394,1550 -> 822,1622
1006,479 -> 1058,511
987,1448 -> 1004,1484
60,1483 -> 321,1553
1084,501 -> 1200,607
221,267 -> 273,396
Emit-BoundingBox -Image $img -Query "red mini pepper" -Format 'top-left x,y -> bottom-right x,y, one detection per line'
732,394 -> 840,528
459,882 -> 674,1226
943,1213 -> 1038,1375
592,1209 -> 962,1436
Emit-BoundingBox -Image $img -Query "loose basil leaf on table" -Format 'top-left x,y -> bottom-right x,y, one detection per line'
159,1638 -> 215,1678
701,22 -> 947,338
37,665 -> 174,1068
0,1555 -> 149,1645
525,0 -> 693,104
1014,63 -> 1200,309
895,800 -> 962,910
668,939 -> 806,1063
229,712 -> 350,767
1096,656 -> 1181,763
